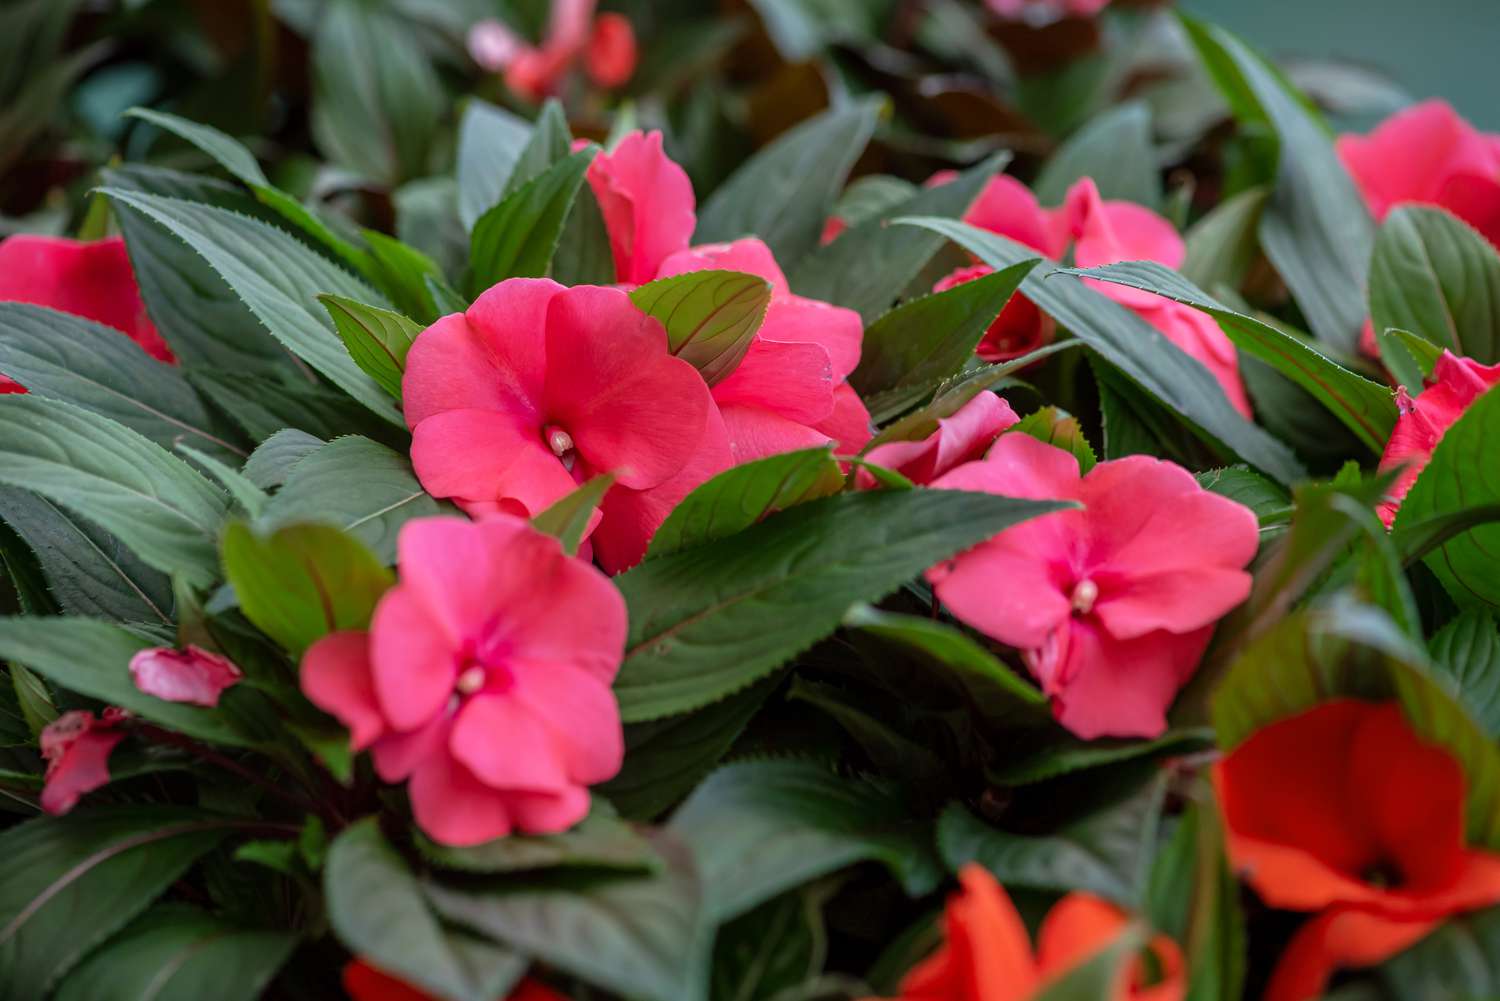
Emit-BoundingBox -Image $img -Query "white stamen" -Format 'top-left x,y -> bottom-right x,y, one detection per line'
547,427 -> 575,457
455,666 -> 486,695
1071,578 -> 1098,615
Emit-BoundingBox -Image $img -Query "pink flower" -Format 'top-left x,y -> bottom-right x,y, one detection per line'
927,434 -> 1258,738
468,1 -> 636,101
403,277 -> 725,573
586,131 -> 697,286
39,708 -> 129,815
859,392 -> 1019,486
1377,351 -> 1500,526
934,264 -> 1055,363
301,516 -> 626,846
1337,100 -> 1500,249
986,0 -> 1111,23
0,235 -> 171,392
658,238 -> 871,461
128,645 -> 243,707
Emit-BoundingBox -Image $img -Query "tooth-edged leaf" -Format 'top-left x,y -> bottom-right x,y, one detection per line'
100,187 -> 403,427
221,522 -> 393,657
326,819 -> 527,1001
899,217 -> 1304,484
1069,261 -> 1396,452
189,370 -> 399,447
1182,185 -> 1268,292
598,676 -> 780,822
1430,611 -> 1500,739
1387,326 -> 1445,382
0,807 -> 237,1001
614,489 -> 1071,722
467,146 -> 596,295
0,486 -> 173,625
362,230 -> 443,322
670,759 -> 941,925
258,436 -> 440,563
696,98 -> 882,270
1011,406 -> 1098,474
1392,385 -> 1500,611
457,98 -> 532,230
0,617 -> 251,745
418,800 -> 659,875
500,99 -> 573,199
317,295 -> 422,399
53,904 -> 297,1001
647,446 -> 843,559
0,396 -> 226,587
1369,204 -> 1500,388
532,474 -> 615,557
177,444 -> 267,518
1180,16 -> 1373,354
1033,100 -> 1161,210
424,830 -> 711,1001
242,429 -> 324,490
791,151 -> 1010,324
851,258 -> 1038,397
1195,466 -> 1292,523
627,269 -> 772,386
1212,598 -> 1500,848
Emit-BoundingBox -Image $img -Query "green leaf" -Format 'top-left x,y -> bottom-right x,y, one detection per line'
467,146 -> 596,295
363,230 -> 444,322
1431,611 -> 1500,738
1392,385 -> 1500,611
627,269 -> 772,386
326,820 -> 526,1001
598,677 -> 779,821
424,831 -> 711,1001
1195,466 -> 1291,523
710,886 -> 828,1001
791,152 -> 1008,324
1012,407 -> 1098,475
0,396 -> 227,587
532,474 -> 616,557
242,429 -> 323,490
0,487 -> 173,625
1182,186 -> 1268,292
1031,923 -> 1149,1001
851,259 -> 1038,397
990,730 -> 1214,786
1181,16 -> 1373,354
178,444 -> 267,519
457,99 -> 532,230
614,489 -> 1070,722
100,187 -> 403,427
648,447 -> 844,559
1034,101 -> 1161,210
317,295 -> 421,399
190,370 -> 391,446
1379,905 -> 1500,1000
937,776 -> 1167,905
1388,326 -> 1446,381
419,800 -> 658,875
0,807 -> 235,1000
899,217 -> 1304,484
552,184 -> 617,286
1369,204 -> 1500,388
259,436 -> 440,563
0,617 -> 250,745
501,99 -> 573,199
670,759 -> 941,924
221,522 -> 393,657
696,99 -> 882,270
1212,599 -> 1500,848
1069,261 -> 1396,452
311,0 -> 445,185
54,905 -> 297,1001
832,175 -> 918,228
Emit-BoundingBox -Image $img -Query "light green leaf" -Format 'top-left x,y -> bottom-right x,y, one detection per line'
1182,186 -> 1268,293
629,269 -> 772,386
531,474 -> 615,557
242,429 -> 323,490
317,295 -> 421,399
468,146 -> 596,295
1430,611 -> 1500,739
457,99 -> 532,230
501,99 -> 573,199
1012,406 -> 1098,474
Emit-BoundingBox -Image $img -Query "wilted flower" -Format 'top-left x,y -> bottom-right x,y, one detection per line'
128,645 -> 242,707
39,708 -> 129,815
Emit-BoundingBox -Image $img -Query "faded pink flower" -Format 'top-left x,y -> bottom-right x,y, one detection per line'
468,1 -> 636,100
927,434 -> 1258,738
1377,351 -> 1500,526
300,516 -> 626,846
403,277 -> 725,573
986,0 -> 1111,23
39,708 -> 128,815
1338,100 -> 1500,249
129,645 -> 242,707
859,392 -> 1019,487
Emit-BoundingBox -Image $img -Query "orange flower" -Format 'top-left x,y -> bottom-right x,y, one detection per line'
1213,699 -> 1500,1001
868,864 -> 1183,1001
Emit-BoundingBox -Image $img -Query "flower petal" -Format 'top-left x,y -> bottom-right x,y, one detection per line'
300,632 -> 385,750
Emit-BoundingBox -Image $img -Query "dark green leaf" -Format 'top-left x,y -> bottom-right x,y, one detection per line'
1431,611 -> 1500,738
614,489 -> 1070,722
990,729 -> 1214,786
696,100 -> 882,270
1182,186 -> 1268,292
468,147 -> 596,295
710,887 -> 828,1001
1194,467 -> 1291,522
1034,101 -> 1161,210
628,269 -> 772,386
242,429 -> 323,490
1380,905 -> 1500,1000
363,230 -> 444,322
552,184 -> 617,286
418,800 -> 658,875
317,295 -> 421,399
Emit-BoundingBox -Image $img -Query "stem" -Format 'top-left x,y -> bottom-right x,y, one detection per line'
136,725 -> 335,823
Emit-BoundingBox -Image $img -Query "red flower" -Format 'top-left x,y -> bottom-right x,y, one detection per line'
1376,350 -> 1500,526
1214,700 -> 1500,1001
39,708 -> 128,815
344,960 -> 566,1001
0,235 -> 170,392
865,864 -> 1183,1001
129,645 -> 243,707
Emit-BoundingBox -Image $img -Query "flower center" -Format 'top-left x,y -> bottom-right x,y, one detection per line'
454,665 -> 487,695
1360,859 -> 1404,889
1070,578 -> 1098,615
